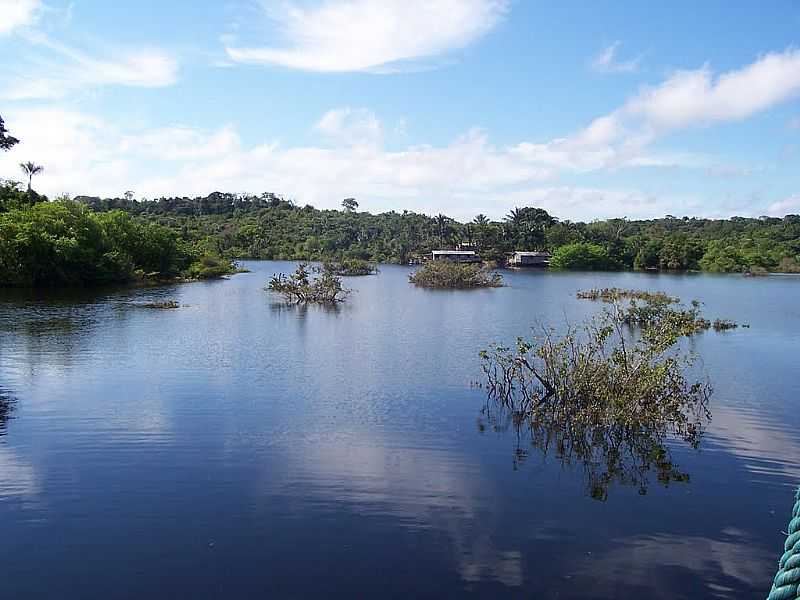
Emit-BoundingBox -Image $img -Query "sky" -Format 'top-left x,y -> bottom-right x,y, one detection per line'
1,0 -> 800,221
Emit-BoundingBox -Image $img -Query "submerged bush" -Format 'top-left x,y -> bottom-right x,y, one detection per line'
409,261 -> 503,289
322,258 -> 377,276
480,294 -> 714,499
137,300 -> 181,309
576,288 -> 739,333
185,255 -> 237,280
267,263 -> 350,304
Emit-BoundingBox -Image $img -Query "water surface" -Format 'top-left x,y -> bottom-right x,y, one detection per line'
1,262 -> 798,599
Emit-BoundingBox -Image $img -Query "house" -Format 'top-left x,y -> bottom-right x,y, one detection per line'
508,251 -> 551,267
431,250 -> 481,263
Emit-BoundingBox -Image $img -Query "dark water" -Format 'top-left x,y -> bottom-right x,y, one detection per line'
1,262 -> 799,599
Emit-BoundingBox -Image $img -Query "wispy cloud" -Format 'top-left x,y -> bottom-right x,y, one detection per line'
518,48 -> 800,172
315,108 -> 383,147
225,0 -> 509,72
590,41 -> 641,74
3,49 -> 798,220
1,33 -> 179,100
768,195 -> 800,215
0,0 -> 41,35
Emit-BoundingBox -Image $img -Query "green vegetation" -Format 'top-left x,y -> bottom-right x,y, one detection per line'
267,263 -> 350,304
409,261 -> 503,289
69,192 -> 800,273
0,116 -> 19,151
480,290 -> 715,499
19,161 -> 43,192
0,195 -> 236,287
576,288 -> 741,333
322,258 -> 377,276
550,242 -> 611,270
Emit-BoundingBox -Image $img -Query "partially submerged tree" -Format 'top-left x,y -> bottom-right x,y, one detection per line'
322,258 -> 377,276
0,116 -> 19,151
19,161 -> 43,192
410,260 -> 503,289
576,288 -> 740,332
480,293 -> 714,499
267,263 -> 350,303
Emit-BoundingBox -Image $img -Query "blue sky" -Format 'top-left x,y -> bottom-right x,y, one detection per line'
1,0 -> 800,221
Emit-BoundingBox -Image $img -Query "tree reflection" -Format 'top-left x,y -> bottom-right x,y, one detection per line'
0,388 -> 16,436
479,396 -> 704,500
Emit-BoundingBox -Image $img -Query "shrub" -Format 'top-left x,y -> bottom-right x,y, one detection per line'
480,293 -> 713,499
185,255 -> 237,279
267,263 -> 350,303
322,258 -> 377,276
409,261 -> 503,288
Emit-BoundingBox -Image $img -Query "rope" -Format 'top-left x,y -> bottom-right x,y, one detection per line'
767,487 -> 800,600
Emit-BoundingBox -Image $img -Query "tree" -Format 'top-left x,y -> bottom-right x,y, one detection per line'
20,162 -> 43,192
0,116 -> 19,151
435,214 -> 451,247
550,242 -> 612,270
341,198 -> 358,212
473,214 -> 489,227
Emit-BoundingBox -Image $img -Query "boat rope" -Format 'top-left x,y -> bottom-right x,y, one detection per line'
767,487 -> 800,600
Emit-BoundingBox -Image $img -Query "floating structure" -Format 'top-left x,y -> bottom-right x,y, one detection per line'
431,250 -> 481,263
508,251 -> 551,267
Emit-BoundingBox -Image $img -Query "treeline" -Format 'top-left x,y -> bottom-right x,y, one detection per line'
73,192 -> 800,273
0,182 -> 235,287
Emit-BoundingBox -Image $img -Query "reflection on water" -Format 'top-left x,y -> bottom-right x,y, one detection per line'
479,393 -> 701,500
0,263 -> 797,598
0,388 -> 15,435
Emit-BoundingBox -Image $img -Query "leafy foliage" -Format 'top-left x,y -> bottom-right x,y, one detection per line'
267,263 -> 350,304
550,242 -> 612,270
0,116 -> 19,151
409,261 -> 503,289
577,288 -> 740,333
322,258 -> 377,276
68,191 -> 800,273
480,294 -> 714,499
0,197 -> 235,287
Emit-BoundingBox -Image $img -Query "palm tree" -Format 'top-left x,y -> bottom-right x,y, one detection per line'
20,161 -> 43,192
505,207 -> 524,226
473,214 -> 489,227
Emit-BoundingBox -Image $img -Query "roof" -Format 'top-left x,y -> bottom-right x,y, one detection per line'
513,251 -> 551,256
432,250 -> 477,255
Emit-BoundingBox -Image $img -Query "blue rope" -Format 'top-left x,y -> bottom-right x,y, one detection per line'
767,487 -> 800,600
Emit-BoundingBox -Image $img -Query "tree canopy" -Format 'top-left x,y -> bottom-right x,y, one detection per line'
56,189 -> 800,274
0,116 -> 19,151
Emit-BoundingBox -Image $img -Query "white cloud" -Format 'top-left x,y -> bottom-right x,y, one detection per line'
768,195 -> 800,215
1,34 -> 179,100
536,48 -> 800,172
590,42 -> 641,74
624,48 -> 800,130
0,106 -> 714,221
225,0 -> 508,72
5,49 -> 800,221
315,107 -> 383,146
0,0 -> 41,35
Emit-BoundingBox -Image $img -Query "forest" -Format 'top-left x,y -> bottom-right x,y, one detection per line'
73,191 -> 800,274
0,182 -> 236,286
2,175 -> 800,286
